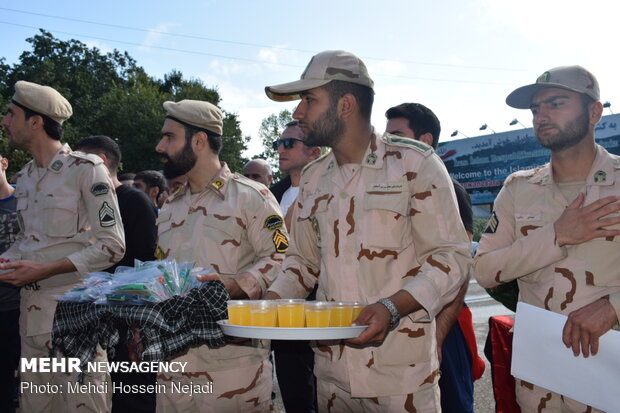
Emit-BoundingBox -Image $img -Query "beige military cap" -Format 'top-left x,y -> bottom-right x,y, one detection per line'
12,80 -> 73,124
265,50 -> 374,102
506,65 -> 600,109
163,100 -> 223,135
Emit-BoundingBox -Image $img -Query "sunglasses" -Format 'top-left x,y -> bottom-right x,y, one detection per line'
272,138 -> 307,150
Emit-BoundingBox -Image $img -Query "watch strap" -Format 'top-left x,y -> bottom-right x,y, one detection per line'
378,298 -> 400,330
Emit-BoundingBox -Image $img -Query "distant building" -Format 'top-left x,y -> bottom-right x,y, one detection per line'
438,113 -> 620,217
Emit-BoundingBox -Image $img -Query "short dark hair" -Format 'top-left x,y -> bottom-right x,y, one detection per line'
184,124 -> 222,155
285,120 -> 299,127
323,80 -> 374,121
385,103 -> 441,149
74,135 -> 122,173
118,172 -> 135,181
19,104 -> 64,141
134,170 -> 166,197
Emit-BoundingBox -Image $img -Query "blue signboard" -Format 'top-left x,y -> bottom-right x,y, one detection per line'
437,114 -> 620,205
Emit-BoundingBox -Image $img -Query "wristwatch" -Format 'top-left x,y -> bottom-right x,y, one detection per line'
378,298 -> 401,330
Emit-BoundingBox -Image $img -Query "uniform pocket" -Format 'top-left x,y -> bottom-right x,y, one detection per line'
362,192 -> 411,249
42,197 -> 78,237
203,217 -> 244,274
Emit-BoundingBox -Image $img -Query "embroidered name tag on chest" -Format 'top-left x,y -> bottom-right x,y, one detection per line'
366,182 -> 404,194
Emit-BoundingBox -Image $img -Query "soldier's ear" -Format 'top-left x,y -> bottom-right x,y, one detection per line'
192,131 -> 208,151
590,101 -> 603,126
339,93 -> 356,120
418,133 -> 433,147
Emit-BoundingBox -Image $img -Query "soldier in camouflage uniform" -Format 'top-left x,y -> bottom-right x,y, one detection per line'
475,66 -> 620,412
264,50 -> 471,412
0,81 -> 125,412
154,99 -> 288,412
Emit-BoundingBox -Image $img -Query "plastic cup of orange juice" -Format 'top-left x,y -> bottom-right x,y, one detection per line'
277,299 -> 306,327
227,300 -> 251,326
249,301 -> 278,327
330,302 -> 355,327
351,302 -> 365,322
305,301 -> 332,327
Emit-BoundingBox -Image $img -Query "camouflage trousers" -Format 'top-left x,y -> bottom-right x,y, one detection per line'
156,358 -> 272,413
516,379 -> 603,413
20,332 -> 111,413
317,379 -> 440,413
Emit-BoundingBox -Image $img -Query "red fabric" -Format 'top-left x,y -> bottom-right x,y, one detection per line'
488,315 -> 521,413
457,305 -> 486,380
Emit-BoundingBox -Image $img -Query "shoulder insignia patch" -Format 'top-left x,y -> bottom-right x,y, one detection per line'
484,211 -> 499,234
272,229 -> 289,253
99,202 -> 116,227
90,182 -> 110,196
264,215 -> 283,230
385,134 -> 431,153
50,160 -> 63,171
211,180 -> 224,190
593,170 -> 606,183
365,152 -> 377,165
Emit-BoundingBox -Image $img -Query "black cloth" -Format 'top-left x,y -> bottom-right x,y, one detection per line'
108,185 -> 157,271
269,176 -> 318,413
0,193 -> 20,413
0,195 -> 20,310
51,281 -> 230,376
270,175 -> 292,203
452,178 -> 473,234
107,184 -> 158,412
0,308 -> 19,413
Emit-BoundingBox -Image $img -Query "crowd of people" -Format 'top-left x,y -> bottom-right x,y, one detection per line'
0,49 -> 617,413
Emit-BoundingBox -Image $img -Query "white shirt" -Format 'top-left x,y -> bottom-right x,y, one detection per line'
280,185 -> 299,217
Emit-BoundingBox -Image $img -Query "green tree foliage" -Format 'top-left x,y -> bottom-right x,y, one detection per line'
256,109 -> 294,180
0,30 -> 248,176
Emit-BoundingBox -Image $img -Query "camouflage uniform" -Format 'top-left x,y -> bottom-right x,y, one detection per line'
1,143 -> 125,413
268,133 -> 471,411
155,163 -> 287,413
474,144 -> 620,412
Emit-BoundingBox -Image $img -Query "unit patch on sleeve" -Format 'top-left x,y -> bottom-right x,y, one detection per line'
99,202 -> 116,227
272,229 -> 289,253
484,211 -> 499,234
90,182 -> 110,196
264,215 -> 284,230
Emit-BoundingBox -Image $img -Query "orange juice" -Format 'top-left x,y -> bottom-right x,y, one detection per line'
330,302 -> 354,327
305,302 -> 331,327
250,301 -> 277,327
351,303 -> 364,321
277,299 -> 306,327
227,300 -> 251,325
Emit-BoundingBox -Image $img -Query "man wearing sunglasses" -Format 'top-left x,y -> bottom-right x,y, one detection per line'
269,120 -> 321,413
271,121 -> 321,226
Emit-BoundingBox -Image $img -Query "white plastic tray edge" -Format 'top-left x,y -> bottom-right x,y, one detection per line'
217,320 -> 367,340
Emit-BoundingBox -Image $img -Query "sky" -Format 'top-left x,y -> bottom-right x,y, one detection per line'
2,1 -> 619,157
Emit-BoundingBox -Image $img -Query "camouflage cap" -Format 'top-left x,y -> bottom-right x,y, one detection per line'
12,80 -> 73,124
163,99 -> 223,135
506,65 -> 600,109
265,50 -> 374,102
